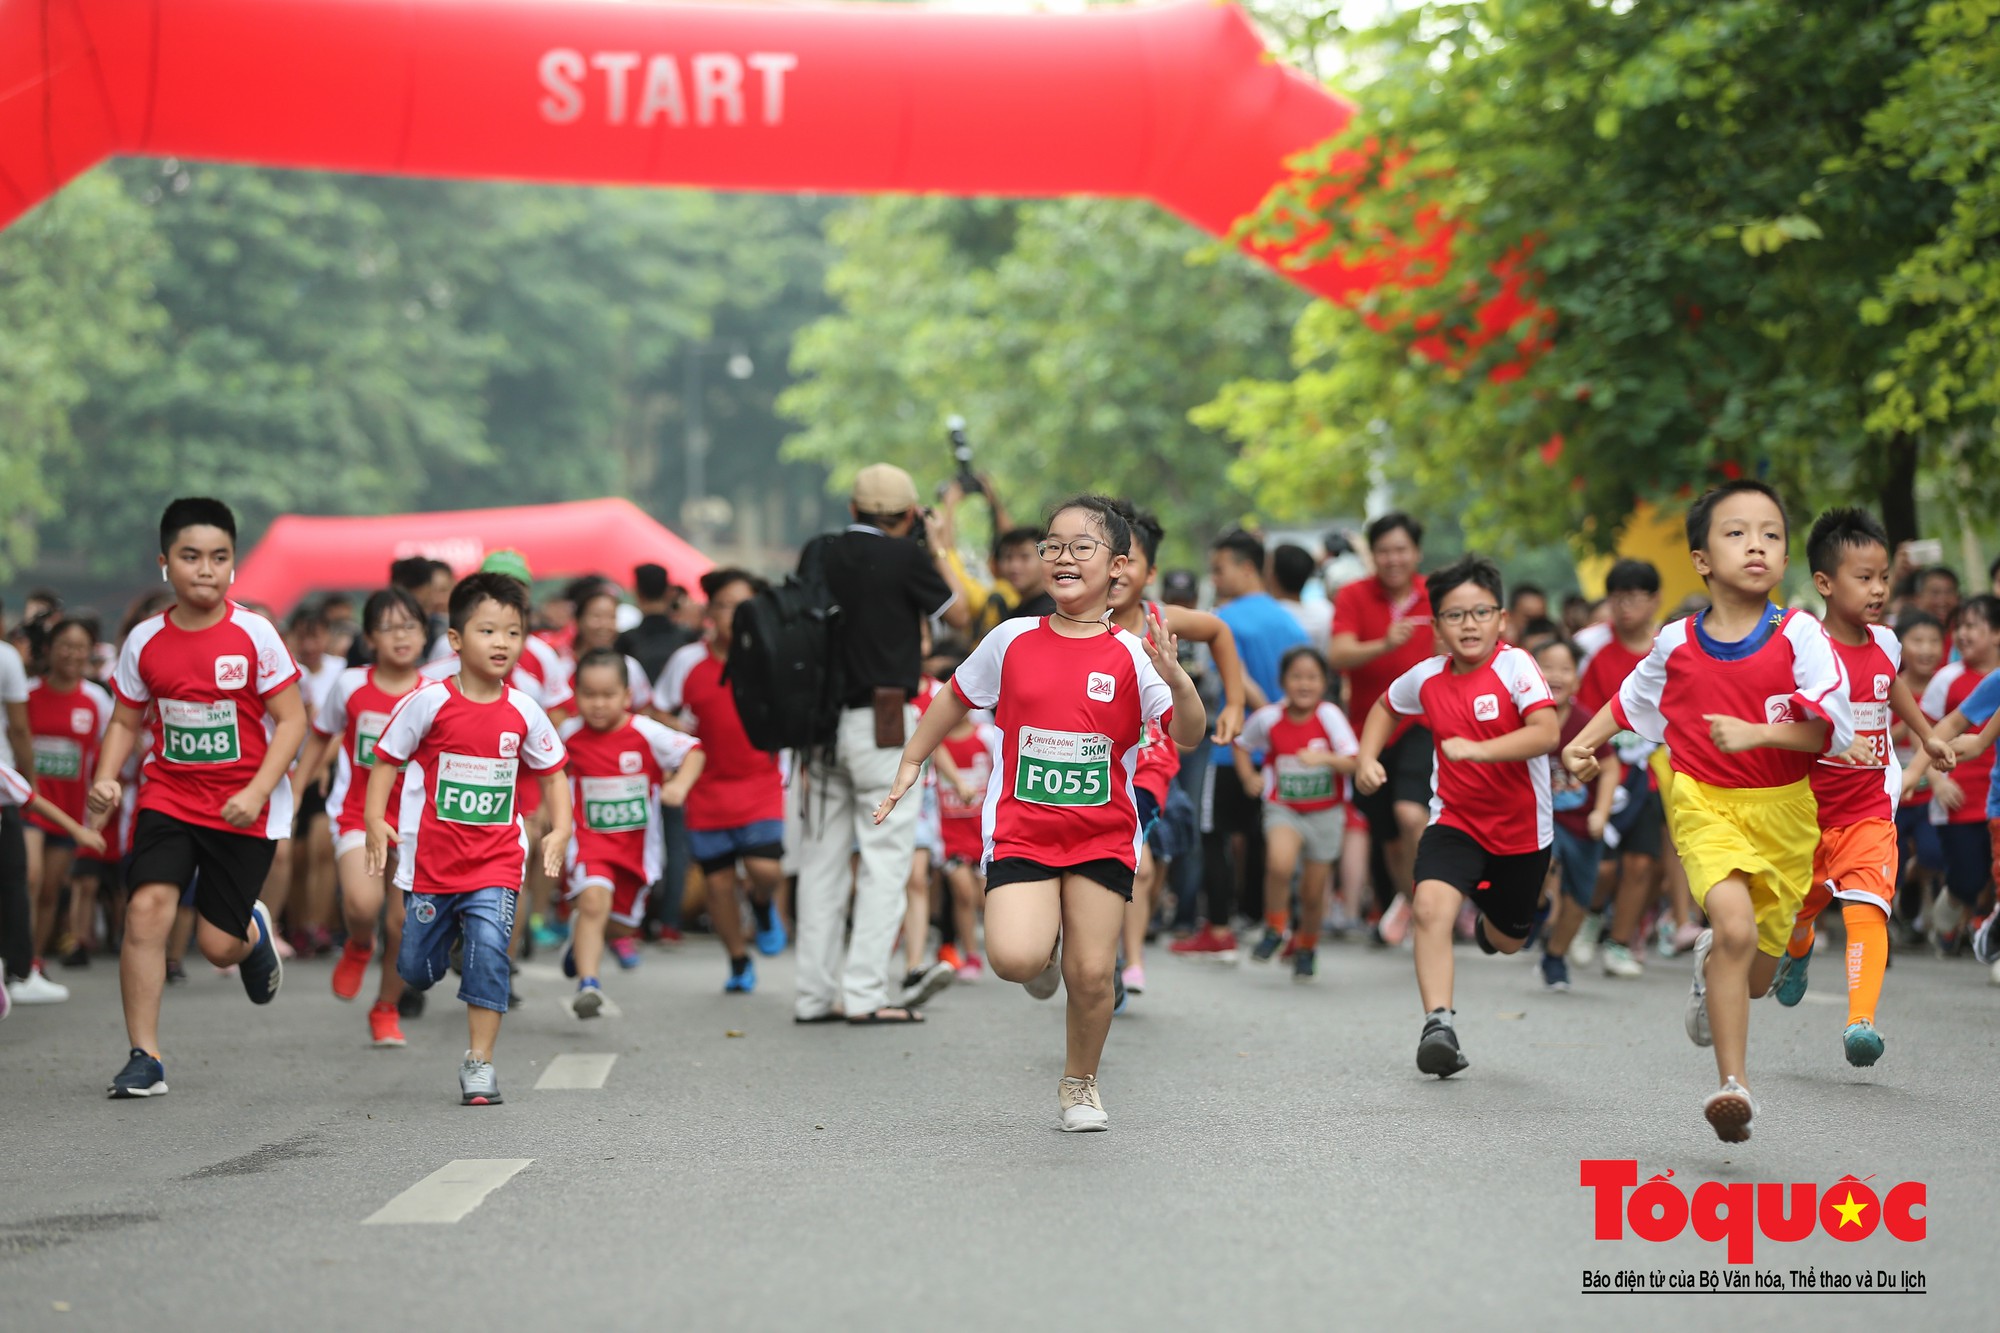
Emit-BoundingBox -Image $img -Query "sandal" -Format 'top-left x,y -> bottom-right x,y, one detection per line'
793,1011 -> 845,1024
846,1007 -> 925,1025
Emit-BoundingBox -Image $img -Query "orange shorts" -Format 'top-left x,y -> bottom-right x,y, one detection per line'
1811,818 -> 1897,914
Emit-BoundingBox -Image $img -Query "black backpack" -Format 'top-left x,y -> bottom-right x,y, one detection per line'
726,535 -> 844,753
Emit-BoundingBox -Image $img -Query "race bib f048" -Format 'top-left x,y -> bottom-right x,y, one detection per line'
160,698 -> 240,765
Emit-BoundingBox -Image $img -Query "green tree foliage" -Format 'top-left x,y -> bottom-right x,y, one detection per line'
1200,0 -> 1988,552
779,196 -> 1305,562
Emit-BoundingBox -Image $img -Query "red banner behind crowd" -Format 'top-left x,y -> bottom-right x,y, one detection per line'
0,0 -> 1417,299
232,498 -> 713,614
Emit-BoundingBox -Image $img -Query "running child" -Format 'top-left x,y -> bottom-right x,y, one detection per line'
1535,637 -> 1621,993
935,700 -> 1001,982
1106,501 -> 1246,989
3,760 -> 109,925
898,667 -> 962,1008
1564,480 -> 1854,1142
24,617 -> 113,974
1775,509 -> 1955,1066
1889,612 -> 1947,934
652,569 -> 787,993
1915,595 -> 2000,949
1233,646 -> 1359,981
86,497 -> 306,1100
558,648 -> 702,1018
295,586 -> 428,1046
874,496 -> 1206,1132
365,572 -> 571,1106
1897,634 -> 2000,983
1355,556 -> 1557,1078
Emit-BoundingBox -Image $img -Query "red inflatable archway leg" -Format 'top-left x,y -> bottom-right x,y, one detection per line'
0,0 -> 1389,301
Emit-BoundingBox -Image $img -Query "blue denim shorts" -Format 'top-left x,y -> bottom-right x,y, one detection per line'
687,818 -> 786,874
1550,823 -> 1604,907
398,886 -> 518,1013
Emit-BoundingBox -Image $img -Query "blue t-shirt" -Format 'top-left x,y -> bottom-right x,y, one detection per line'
1211,592 -> 1310,766
1955,671 -> 2000,818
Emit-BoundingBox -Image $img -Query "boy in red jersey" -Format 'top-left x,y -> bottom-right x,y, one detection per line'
366,573 -> 571,1106
558,649 -> 702,1018
1775,510 -> 1955,1067
1566,480 -> 1854,1142
87,498 -> 307,1100
295,587 -> 428,1045
652,569 -> 788,993
1916,595 -> 2000,947
876,497 -> 1205,1132
1356,556 -> 1558,1079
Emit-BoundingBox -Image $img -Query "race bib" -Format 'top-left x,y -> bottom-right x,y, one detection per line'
1844,702 -> 1892,767
433,753 -> 517,826
581,775 -> 650,832
1014,727 -> 1111,807
32,736 -> 82,780
1273,754 -> 1336,803
160,698 -> 241,765
354,711 -> 391,768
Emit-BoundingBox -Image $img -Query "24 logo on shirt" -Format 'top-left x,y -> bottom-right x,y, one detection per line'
215,655 -> 249,689
498,732 -> 521,759
1473,693 -> 1500,722
1086,673 -> 1116,704
70,708 -> 94,734
1764,695 -> 1802,725
1873,674 -> 1892,701
619,751 -> 644,774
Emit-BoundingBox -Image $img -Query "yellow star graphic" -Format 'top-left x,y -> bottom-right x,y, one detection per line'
1831,1191 -> 1869,1229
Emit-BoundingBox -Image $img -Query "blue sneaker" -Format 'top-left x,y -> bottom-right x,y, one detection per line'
108,1047 -> 167,1098
1773,946 -> 1811,1006
1843,1020 -> 1885,1067
723,958 -> 756,994
561,943 -> 577,979
610,937 -> 642,971
1540,953 -> 1571,992
753,908 -> 788,957
568,979 -> 605,1020
530,915 -> 568,952
240,902 -> 282,1005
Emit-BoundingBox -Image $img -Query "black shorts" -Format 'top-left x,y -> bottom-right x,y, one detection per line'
985,857 -> 1135,901
1410,824 -> 1550,940
1353,726 -> 1433,841
126,810 -> 276,941
1611,785 -> 1664,860
294,778 -> 328,828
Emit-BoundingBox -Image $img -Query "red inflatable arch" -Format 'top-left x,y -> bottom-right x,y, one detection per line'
0,0 -> 1425,301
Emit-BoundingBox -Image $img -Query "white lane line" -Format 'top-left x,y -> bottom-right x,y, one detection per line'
534,1053 -> 618,1090
516,962 -> 567,983
1800,993 -> 1842,1007
362,1159 -> 532,1225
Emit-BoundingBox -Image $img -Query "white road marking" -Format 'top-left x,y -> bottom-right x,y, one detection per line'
535,1052 -> 618,1089
1800,993 -> 1842,1007
516,962 -> 567,983
362,1159 -> 532,1225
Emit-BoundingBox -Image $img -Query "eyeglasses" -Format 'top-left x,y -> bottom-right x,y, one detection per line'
375,621 -> 425,636
1436,604 -> 1500,627
1037,539 -> 1102,562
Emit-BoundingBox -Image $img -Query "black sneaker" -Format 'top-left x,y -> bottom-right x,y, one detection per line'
108,1047 -> 167,1099
1251,928 -> 1284,963
239,902 -> 282,1005
164,959 -> 187,985
1417,1010 -> 1469,1078
61,945 -> 90,969
397,988 -> 426,1019
1292,948 -> 1317,982
900,961 -> 956,1008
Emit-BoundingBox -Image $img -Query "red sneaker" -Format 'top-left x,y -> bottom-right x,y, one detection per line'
938,944 -> 964,970
1168,925 -> 1239,964
331,939 -> 374,1000
367,1000 -> 406,1048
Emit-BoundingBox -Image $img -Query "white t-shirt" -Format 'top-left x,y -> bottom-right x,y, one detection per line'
0,641 -> 28,771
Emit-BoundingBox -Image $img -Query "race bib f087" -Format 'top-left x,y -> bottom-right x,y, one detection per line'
160,698 -> 240,765
1014,727 -> 1112,807
581,775 -> 650,832
433,753 -> 517,826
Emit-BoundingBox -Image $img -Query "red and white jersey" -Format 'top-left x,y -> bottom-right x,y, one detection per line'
313,667 -> 421,841
1811,627 -> 1902,830
558,715 -> 700,886
112,603 -> 300,839
1573,621 -> 1615,671
1613,609 -> 1855,792
1131,602 -> 1183,803
938,723 -> 1000,865
655,643 -> 784,832
375,679 -> 566,896
1237,701 -> 1359,813
1386,645 -> 1555,854
422,633 -> 574,714
1922,659 -> 1993,826
950,618 -> 1173,872
23,677 -> 112,831
0,759 -> 30,808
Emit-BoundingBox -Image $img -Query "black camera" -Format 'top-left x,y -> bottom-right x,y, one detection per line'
947,415 -> 983,497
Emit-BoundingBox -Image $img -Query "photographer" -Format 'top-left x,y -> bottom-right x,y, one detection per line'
794,465 -> 970,1025
933,479 -> 1054,643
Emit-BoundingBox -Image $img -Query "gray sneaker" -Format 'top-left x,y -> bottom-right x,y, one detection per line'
1024,945 -> 1061,1000
1685,928 -> 1714,1048
1703,1077 -> 1756,1143
459,1052 -> 502,1106
901,960 -> 957,1008
1058,1074 -> 1108,1132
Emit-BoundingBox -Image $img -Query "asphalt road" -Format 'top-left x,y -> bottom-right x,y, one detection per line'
1,928 -> 1992,1331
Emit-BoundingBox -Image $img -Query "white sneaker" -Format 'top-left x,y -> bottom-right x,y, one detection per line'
1703,1077 -> 1756,1143
1058,1074 -> 1108,1132
1024,945 -> 1062,1000
1685,929 -> 1713,1047
1601,941 -> 1644,978
1930,891 -> 1965,948
1989,958 -> 2000,988
1571,913 -> 1604,966
7,967 -> 70,1004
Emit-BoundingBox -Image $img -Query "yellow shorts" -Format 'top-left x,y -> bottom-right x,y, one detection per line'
1665,775 -> 1817,957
